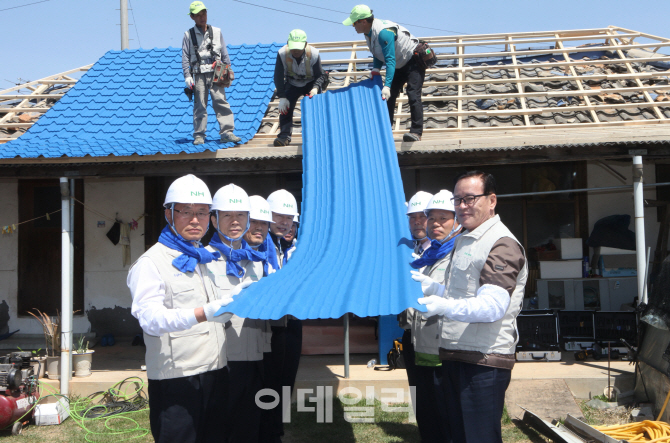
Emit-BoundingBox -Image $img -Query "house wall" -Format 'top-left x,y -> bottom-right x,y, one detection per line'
0,179 -> 19,334
586,159 -> 661,260
83,177 -> 144,337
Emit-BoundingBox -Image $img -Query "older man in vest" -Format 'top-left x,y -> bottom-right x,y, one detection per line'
128,174 -> 234,443
273,29 -> 329,147
344,5 -> 425,142
412,171 -> 527,443
206,184 -> 265,443
182,1 -> 241,145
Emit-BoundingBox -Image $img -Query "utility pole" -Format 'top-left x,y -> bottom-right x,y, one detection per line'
120,0 -> 129,50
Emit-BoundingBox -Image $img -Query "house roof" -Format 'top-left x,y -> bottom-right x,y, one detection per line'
1,44 -> 281,159
223,78 -> 422,320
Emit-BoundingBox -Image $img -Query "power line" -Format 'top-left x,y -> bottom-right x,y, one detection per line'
231,0 -> 340,24
0,0 -> 49,12
128,0 -> 142,48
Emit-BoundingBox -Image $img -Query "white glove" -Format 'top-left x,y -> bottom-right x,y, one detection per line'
418,295 -> 451,318
307,88 -> 318,98
185,77 -> 194,89
278,98 -> 290,115
411,270 -> 445,297
231,280 -> 253,297
203,296 -> 234,323
371,68 -> 381,77
381,86 -> 391,100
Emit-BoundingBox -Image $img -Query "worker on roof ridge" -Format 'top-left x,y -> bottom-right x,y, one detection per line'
259,189 -> 300,443
182,1 -> 241,146
343,5 -> 428,142
127,174 -> 234,442
411,171 -> 528,443
273,29 -> 330,147
205,184 -> 266,443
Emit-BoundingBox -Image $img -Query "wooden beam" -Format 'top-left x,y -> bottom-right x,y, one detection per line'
0,107 -> 49,113
506,37 -> 531,127
0,64 -> 91,95
0,94 -> 65,100
555,35 -> 600,123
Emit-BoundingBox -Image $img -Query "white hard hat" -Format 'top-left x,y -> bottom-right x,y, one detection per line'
248,195 -> 275,223
211,184 -> 251,212
267,189 -> 299,216
424,189 -> 456,215
406,191 -> 433,215
164,174 -> 212,207
293,214 -> 299,224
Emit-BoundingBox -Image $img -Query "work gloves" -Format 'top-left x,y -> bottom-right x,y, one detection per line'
185,77 -> 194,89
278,98 -> 290,115
203,295 -> 234,324
371,68 -> 381,77
307,88 -> 319,98
417,295 -> 451,318
411,271 -> 445,297
381,86 -> 391,100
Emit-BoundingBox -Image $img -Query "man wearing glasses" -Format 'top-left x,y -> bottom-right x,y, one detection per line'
412,171 -> 527,443
343,5 -> 425,142
128,174 -> 234,443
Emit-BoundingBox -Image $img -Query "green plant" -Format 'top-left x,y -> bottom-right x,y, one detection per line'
26,309 -> 60,357
17,347 -> 43,357
74,334 -> 89,354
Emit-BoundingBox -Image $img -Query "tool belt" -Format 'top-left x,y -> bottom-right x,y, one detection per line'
413,40 -> 437,69
212,61 -> 234,87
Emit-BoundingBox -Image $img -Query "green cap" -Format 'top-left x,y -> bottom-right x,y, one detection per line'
287,29 -> 307,51
188,1 -> 206,15
342,4 -> 372,26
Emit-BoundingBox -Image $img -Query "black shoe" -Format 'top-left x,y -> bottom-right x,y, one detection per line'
403,133 -> 421,142
273,137 -> 291,147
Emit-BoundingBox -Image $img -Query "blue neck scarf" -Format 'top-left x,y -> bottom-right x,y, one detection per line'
282,240 -> 296,267
209,232 -> 265,278
410,235 -> 459,269
264,233 -> 280,275
157,225 -> 220,273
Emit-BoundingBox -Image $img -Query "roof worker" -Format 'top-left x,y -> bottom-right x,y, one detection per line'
205,184 -> 266,443
259,189 -> 300,443
408,190 -> 462,443
273,29 -> 330,147
344,5 -> 426,142
182,1 -> 241,145
127,174 -> 234,443
411,171 -> 528,443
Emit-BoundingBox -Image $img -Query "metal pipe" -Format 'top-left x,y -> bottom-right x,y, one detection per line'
343,313 -> 349,379
120,0 -> 129,50
633,156 -> 647,306
596,160 -> 627,183
68,180 -> 75,375
59,178 -> 72,394
497,181 -> 670,199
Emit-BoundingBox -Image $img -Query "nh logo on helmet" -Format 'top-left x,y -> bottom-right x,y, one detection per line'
283,203 -> 293,208
191,191 -> 205,197
260,209 -> 270,214
434,200 -> 444,204
229,199 -> 242,203
411,202 -> 422,206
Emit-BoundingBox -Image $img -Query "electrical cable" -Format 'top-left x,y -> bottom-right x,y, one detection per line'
128,0 -> 142,48
231,0 -> 340,24
0,0 -> 50,13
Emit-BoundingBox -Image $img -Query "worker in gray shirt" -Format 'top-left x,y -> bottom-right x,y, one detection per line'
182,1 -> 241,145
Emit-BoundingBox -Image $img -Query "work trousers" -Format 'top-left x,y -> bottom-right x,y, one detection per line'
281,319 -> 303,400
193,71 -> 235,138
147,367 -> 229,443
402,329 -> 448,443
278,82 -> 315,140
439,360 -> 512,443
387,57 -> 425,135
259,326 -> 286,443
226,360 -> 264,443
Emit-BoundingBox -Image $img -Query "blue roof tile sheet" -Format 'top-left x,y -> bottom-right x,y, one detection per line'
222,78 -> 423,320
2,44 -> 282,158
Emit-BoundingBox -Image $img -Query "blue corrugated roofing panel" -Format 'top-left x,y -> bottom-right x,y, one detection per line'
2,44 -> 282,158
223,78 -> 423,320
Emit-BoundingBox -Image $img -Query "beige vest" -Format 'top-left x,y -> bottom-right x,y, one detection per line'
187,25 -> 223,71
206,246 -> 272,361
365,19 -> 418,70
412,253 -> 451,355
278,45 -> 320,88
131,243 -> 226,380
439,215 -> 528,355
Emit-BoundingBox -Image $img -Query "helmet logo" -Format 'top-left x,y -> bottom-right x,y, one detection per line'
260,209 -> 270,214
411,201 -> 422,206
191,191 -> 205,197
229,199 -> 242,203
434,200 -> 444,204
283,203 -> 293,208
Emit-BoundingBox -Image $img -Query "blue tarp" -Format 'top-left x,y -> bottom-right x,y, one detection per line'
221,77 -> 422,320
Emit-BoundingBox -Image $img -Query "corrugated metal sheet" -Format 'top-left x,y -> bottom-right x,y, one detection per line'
222,77 -> 422,320
1,44 -> 281,159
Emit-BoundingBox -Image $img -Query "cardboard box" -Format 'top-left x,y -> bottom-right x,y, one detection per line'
555,238 -> 583,260
539,260 -> 582,279
34,401 -> 69,426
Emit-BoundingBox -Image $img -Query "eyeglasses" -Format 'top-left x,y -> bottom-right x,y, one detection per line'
450,194 -> 489,207
173,209 -> 210,219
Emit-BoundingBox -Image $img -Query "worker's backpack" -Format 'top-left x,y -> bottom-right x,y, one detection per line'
413,41 -> 438,69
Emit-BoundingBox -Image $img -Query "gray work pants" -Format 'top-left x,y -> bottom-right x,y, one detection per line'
193,72 -> 234,138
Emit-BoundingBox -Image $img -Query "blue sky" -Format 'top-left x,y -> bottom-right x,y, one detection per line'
1,0 -> 668,87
